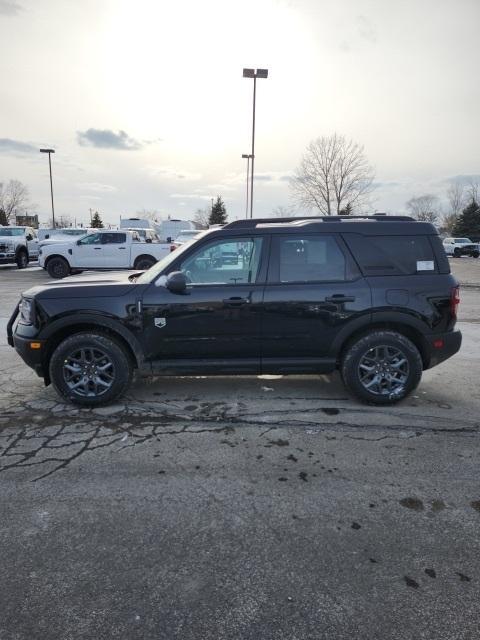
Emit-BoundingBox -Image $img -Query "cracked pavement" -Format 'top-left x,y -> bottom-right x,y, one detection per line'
0,263 -> 480,639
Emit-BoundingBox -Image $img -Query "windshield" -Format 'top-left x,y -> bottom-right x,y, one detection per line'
0,228 -> 24,236
135,231 -> 210,284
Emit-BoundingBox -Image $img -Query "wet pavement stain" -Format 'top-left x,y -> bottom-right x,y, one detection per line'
400,497 -> 424,511
470,500 -> 480,512
425,568 -> 436,578
431,499 -> 446,512
351,522 -> 361,530
321,408 -> 340,415
268,439 -> 290,447
287,454 -> 298,462
299,471 -> 308,482
404,576 -> 420,589
456,572 -> 471,582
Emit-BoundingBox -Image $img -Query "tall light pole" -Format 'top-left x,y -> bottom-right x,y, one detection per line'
241,154 -> 252,219
243,68 -> 268,218
40,148 -> 55,228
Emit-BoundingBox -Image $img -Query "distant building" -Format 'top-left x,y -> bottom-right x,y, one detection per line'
16,214 -> 39,228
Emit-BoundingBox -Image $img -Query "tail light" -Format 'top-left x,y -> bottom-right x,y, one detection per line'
170,244 -> 176,252
450,286 -> 460,318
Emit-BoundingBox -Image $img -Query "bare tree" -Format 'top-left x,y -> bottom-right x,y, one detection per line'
443,181 -> 466,234
290,133 -> 375,215
136,208 -> 160,223
465,178 -> 479,204
272,205 -> 296,218
0,179 -> 30,224
406,194 -> 440,223
193,206 -> 210,229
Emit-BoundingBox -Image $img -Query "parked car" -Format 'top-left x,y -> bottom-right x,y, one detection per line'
442,237 -> 479,258
37,228 -> 93,243
125,227 -> 162,243
8,215 -> 461,407
38,229 -> 171,278
170,229 -> 203,250
0,226 -> 39,268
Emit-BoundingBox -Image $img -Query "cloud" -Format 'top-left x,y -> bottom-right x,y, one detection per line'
356,15 -> 377,44
78,182 -> 117,193
145,165 -> 202,181
442,174 -> 480,185
170,194 -> 212,200
0,138 -> 37,154
77,128 -> 142,150
0,1 -> 22,16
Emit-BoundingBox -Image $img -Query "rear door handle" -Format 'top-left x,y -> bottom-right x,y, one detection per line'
223,297 -> 250,306
325,295 -> 355,303
118,247 -> 126,250
94,247 -> 102,250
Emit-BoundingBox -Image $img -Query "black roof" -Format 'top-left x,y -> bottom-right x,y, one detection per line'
219,215 -> 438,236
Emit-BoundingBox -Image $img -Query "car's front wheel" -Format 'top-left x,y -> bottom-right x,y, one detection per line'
49,332 -> 133,406
453,248 -> 461,257
46,256 -> 71,279
16,250 -> 28,269
341,331 -> 423,405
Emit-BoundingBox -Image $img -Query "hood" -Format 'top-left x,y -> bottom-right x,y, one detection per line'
22,270 -> 143,299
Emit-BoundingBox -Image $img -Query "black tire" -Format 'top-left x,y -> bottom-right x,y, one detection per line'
472,251 -> 479,259
134,256 -> 156,270
453,248 -> 461,258
16,250 -> 28,269
46,256 -> 70,279
49,332 -> 133,406
341,330 -> 423,405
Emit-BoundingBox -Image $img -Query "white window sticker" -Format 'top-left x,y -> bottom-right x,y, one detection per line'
417,260 -> 434,271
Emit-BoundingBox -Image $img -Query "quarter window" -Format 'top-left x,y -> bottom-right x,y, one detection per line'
178,237 -> 263,285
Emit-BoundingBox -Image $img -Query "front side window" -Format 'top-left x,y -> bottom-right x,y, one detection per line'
178,237 -> 263,285
79,233 -> 101,245
275,235 -> 347,282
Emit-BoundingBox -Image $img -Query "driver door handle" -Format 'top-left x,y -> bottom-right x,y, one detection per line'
325,295 -> 355,303
223,297 -> 250,306
94,247 -> 102,250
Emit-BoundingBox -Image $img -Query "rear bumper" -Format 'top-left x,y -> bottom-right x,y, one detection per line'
424,330 -> 462,369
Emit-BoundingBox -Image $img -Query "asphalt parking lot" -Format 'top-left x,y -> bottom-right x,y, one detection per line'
0,261 -> 479,639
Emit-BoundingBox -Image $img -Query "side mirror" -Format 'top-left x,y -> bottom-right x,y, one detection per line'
26,234 -> 33,241
166,271 -> 187,294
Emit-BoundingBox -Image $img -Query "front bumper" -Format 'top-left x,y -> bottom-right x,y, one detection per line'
7,304 -> 45,378
424,330 -> 462,369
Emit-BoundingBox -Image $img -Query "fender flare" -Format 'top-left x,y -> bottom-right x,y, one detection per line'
15,244 -> 29,259
39,312 -> 148,371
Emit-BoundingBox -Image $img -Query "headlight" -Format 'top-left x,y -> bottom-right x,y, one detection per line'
19,297 -> 35,324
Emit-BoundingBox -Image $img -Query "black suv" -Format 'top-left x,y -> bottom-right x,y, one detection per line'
8,215 -> 461,406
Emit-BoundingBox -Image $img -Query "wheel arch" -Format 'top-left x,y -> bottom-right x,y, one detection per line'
337,320 -> 430,369
134,254 -> 156,268
40,314 -> 148,384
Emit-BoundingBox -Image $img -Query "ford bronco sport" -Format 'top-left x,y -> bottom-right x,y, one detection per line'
8,215 -> 461,406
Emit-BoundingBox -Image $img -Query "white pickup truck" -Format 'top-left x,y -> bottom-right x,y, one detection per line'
39,229 -> 171,278
0,226 -> 39,268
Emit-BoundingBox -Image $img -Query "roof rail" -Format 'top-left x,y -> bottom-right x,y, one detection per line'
224,215 -> 414,229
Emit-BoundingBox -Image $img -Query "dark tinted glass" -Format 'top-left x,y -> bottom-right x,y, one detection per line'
343,234 -> 436,275
102,233 -> 127,244
277,235 -> 346,282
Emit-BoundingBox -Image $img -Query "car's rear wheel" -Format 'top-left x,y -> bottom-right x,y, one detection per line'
472,250 -> 479,259
453,248 -> 461,257
49,332 -> 133,406
16,250 -> 28,269
341,331 -> 422,405
46,256 -> 70,279
134,256 -> 156,270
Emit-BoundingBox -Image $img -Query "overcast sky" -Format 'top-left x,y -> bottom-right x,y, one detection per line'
1,0 -> 479,226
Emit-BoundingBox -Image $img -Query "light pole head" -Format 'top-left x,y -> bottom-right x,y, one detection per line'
40,148 -> 55,154
256,68 -> 268,78
242,68 -> 255,78
242,154 -> 253,159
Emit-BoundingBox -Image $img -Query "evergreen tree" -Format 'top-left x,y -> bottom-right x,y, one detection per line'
452,200 -> 480,237
339,203 -> 353,215
208,196 -> 227,226
91,211 -> 104,228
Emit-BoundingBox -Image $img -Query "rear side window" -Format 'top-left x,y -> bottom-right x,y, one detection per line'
272,235 -> 349,283
102,233 -> 126,244
343,234 -> 437,276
